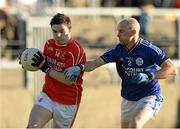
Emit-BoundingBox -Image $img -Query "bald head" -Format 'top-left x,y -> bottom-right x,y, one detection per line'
119,18 -> 140,35
117,18 -> 140,48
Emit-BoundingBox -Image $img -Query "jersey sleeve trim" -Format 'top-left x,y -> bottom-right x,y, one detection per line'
74,42 -> 81,65
68,51 -> 75,66
78,51 -> 85,64
158,57 -> 169,66
74,40 -> 86,64
100,55 -> 109,63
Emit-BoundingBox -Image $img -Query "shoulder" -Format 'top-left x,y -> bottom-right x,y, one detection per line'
106,44 -> 121,52
45,39 -> 55,46
68,39 -> 86,63
69,38 -> 85,50
70,38 -> 81,46
139,38 -> 153,47
139,38 -> 162,53
68,39 -> 86,56
43,39 -> 55,50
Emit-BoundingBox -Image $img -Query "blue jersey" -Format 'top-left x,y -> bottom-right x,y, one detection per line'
101,38 -> 168,101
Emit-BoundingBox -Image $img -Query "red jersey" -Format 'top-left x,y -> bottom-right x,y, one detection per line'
42,38 -> 86,105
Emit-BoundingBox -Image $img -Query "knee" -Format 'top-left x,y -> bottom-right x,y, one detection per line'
130,118 -> 142,128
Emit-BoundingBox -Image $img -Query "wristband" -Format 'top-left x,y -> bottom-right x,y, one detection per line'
40,62 -> 51,74
77,64 -> 85,71
44,67 -> 51,74
146,72 -> 155,80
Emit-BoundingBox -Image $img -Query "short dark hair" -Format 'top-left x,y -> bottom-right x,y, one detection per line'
50,13 -> 72,29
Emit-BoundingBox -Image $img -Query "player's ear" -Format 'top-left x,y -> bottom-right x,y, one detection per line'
69,26 -> 72,32
131,29 -> 136,35
69,30 -> 72,35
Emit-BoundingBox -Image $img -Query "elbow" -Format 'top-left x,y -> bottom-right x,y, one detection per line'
171,66 -> 177,76
173,67 -> 178,76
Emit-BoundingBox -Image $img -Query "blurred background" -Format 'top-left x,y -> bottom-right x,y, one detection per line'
0,0 -> 180,128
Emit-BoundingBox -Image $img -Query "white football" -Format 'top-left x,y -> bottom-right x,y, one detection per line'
20,48 -> 42,71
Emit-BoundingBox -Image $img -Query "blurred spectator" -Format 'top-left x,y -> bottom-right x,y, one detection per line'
0,9 -> 8,58
0,0 -> 26,60
133,0 -> 155,37
0,9 -> 17,60
10,13 -> 26,59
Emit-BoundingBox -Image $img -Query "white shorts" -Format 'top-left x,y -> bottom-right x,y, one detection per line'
121,95 -> 163,122
35,92 -> 79,128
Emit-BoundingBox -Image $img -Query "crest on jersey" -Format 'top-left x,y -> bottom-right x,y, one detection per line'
136,57 -> 143,66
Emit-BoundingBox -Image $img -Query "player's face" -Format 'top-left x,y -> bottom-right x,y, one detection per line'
117,23 -> 132,46
51,24 -> 71,45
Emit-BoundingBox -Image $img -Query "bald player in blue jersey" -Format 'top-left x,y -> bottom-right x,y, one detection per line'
64,18 -> 177,128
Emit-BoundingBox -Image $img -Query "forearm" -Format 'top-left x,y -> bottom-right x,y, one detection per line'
48,69 -> 73,85
84,57 -> 106,72
154,67 -> 177,79
154,59 -> 177,79
84,61 -> 98,72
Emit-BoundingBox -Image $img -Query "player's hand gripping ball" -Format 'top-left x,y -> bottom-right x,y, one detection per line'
20,48 -> 42,71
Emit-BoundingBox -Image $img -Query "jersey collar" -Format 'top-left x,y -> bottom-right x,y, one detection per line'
54,38 -> 73,47
124,38 -> 141,54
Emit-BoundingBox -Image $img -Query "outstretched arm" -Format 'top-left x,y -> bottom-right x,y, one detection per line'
64,57 -> 106,82
84,57 -> 106,72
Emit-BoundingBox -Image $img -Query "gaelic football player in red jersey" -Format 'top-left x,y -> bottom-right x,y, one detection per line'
22,13 -> 86,128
